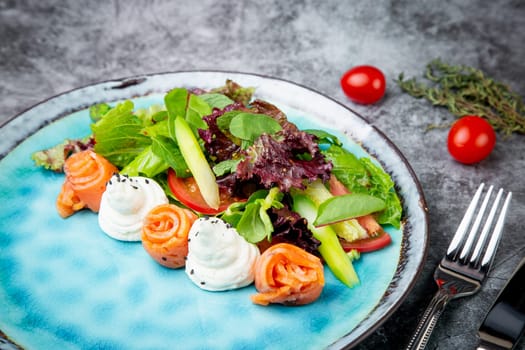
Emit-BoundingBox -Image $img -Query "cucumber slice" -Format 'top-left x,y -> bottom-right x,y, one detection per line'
174,116 -> 220,209
292,193 -> 359,287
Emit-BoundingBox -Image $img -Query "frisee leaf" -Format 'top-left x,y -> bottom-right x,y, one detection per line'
397,58 -> 525,136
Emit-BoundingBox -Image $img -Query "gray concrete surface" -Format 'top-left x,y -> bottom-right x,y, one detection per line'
1,0 -> 524,349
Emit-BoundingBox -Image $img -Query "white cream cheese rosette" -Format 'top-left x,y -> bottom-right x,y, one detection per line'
185,217 -> 260,291
98,174 -> 168,241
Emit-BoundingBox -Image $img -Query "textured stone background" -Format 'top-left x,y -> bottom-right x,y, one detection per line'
1,0 -> 524,349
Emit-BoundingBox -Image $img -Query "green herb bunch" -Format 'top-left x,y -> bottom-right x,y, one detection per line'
397,58 -> 525,136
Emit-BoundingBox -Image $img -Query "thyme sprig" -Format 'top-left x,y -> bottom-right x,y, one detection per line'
396,58 -> 525,136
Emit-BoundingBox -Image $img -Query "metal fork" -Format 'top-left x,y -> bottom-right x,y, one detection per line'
406,183 -> 512,350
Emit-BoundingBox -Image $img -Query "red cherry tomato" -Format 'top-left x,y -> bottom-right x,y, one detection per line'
447,116 -> 496,164
340,65 -> 386,104
167,169 -> 240,215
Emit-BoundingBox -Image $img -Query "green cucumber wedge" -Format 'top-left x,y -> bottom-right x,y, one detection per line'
292,193 -> 359,287
174,116 -> 220,209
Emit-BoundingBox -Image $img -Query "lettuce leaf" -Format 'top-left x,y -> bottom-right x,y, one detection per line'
92,101 -> 151,168
120,146 -> 167,177
236,128 -> 333,192
323,145 -> 402,228
31,137 -> 95,172
210,79 -> 254,106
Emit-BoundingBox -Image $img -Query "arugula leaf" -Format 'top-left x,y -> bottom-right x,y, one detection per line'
222,188 -> 283,243
314,193 -> 386,226
199,93 -> 235,109
165,88 -> 213,133
236,204 -> 269,243
186,94 -> 211,130
213,159 -> 241,177
216,111 -> 241,133
151,136 -> 190,178
165,88 -> 189,140
92,100 -> 151,167
305,129 -> 343,146
165,88 -> 188,119
229,113 -> 282,143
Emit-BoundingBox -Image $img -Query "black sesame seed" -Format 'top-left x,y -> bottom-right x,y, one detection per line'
190,269 -> 194,275
200,281 -> 205,285
161,257 -> 167,261
132,185 -> 138,190
145,179 -> 150,184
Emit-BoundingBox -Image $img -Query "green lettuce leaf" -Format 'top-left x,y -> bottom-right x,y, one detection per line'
120,146 -> 167,177
199,93 -> 235,109
91,101 -> 151,168
210,79 -> 254,106
323,145 -> 403,228
151,136 -> 189,178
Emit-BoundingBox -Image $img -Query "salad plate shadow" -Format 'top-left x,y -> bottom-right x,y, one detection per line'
0,71 -> 428,349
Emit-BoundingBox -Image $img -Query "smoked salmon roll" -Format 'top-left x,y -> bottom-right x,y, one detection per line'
142,204 -> 198,269
251,243 -> 325,306
56,180 -> 86,218
57,150 -> 117,217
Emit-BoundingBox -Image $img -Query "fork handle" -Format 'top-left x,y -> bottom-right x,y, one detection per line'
406,288 -> 452,350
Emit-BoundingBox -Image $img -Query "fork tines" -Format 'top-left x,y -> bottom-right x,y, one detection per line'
444,183 -> 512,277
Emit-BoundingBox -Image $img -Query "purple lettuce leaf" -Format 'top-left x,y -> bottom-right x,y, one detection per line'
31,136 -> 95,172
268,206 -> 321,257
236,129 -> 333,192
198,102 -> 246,162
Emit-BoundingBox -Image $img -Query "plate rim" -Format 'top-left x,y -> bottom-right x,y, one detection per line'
0,70 -> 429,349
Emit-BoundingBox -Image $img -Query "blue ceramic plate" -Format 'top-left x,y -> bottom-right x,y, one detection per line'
0,72 -> 428,349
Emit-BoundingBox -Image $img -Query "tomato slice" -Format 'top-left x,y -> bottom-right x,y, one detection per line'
339,231 -> 392,253
167,169 -> 240,215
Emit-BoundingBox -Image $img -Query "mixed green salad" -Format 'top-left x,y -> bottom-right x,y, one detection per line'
33,80 -> 403,287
